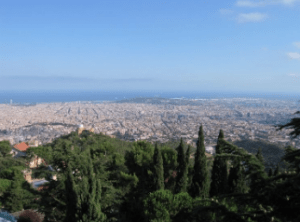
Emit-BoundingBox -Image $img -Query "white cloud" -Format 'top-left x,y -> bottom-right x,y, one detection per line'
219,9 -> 234,15
293,42 -> 300,48
237,12 -> 268,23
236,0 -> 299,7
236,1 -> 265,7
287,73 -> 300,78
287,52 -> 300,60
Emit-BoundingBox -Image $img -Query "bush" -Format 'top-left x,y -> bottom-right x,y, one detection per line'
0,179 -> 12,193
17,210 -> 43,222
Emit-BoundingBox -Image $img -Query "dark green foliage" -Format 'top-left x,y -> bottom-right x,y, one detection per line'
143,189 -> 192,222
0,140 -> 12,157
0,166 -> 25,180
31,166 -> 53,180
161,145 -> 177,192
239,143 -> 300,222
274,164 -> 280,176
153,143 -> 164,190
143,189 -> 173,222
0,179 -> 11,193
38,132 -> 132,221
120,141 -> 155,221
0,156 -> 26,172
185,145 -> 193,188
217,129 -> 224,142
210,156 -> 229,198
39,179 -> 67,222
210,130 -> 228,197
189,125 -> 209,198
18,218 -> 32,222
268,168 -> 273,177
185,145 -> 191,166
227,160 -> 247,194
3,180 -> 24,212
256,147 -> 264,164
18,209 -> 43,222
0,154 -> 39,213
64,155 -> 106,222
124,140 -> 155,194
5,118 -> 298,222
215,130 -> 224,155
233,139 -> 287,171
64,162 -> 78,222
174,138 -> 188,194
26,146 -> 53,164
281,145 -> 300,174
276,110 -> 300,139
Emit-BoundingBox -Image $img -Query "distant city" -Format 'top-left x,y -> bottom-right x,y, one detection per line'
0,92 -> 299,153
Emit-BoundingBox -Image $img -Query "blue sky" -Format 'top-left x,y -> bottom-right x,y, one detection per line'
1,0 -> 300,94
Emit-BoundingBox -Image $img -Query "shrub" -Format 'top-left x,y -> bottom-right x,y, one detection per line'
17,210 -> 43,222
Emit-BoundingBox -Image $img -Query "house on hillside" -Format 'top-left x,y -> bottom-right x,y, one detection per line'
10,142 -> 29,158
10,142 -> 46,168
22,169 -> 33,183
27,155 -> 46,168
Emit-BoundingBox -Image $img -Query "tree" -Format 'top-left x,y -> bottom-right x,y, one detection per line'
268,168 -> 273,177
18,210 -> 43,222
256,147 -> 264,165
160,145 -> 177,192
210,129 -> 228,197
274,164 -> 280,176
174,138 -> 188,194
64,162 -> 78,222
3,179 -> 24,212
64,155 -> 106,222
153,143 -> 164,190
143,189 -> 192,222
216,130 -> 224,153
185,145 -> 193,188
0,140 -> 11,157
185,145 -> 190,167
121,141 -> 155,222
189,125 -> 210,198
227,159 -> 247,194
276,111 -> 300,139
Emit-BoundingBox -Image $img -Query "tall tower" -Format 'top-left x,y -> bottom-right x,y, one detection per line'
10,99 -> 12,105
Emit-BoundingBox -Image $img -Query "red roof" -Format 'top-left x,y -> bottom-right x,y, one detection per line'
14,142 -> 30,151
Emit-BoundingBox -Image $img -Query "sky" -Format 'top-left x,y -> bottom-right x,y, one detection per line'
1,0 -> 300,94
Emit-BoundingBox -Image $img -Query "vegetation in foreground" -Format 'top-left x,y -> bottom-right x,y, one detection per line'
0,111 -> 300,222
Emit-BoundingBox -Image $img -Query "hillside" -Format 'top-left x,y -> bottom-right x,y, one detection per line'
233,139 -> 288,170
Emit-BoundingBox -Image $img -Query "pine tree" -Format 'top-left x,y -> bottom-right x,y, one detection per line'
215,129 -> 224,154
174,138 -> 188,194
64,162 -> 78,222
210,129 -> 228,197
256,147 -> 264,164
64,155 -> 106,222
189,125 -> 209,198
274,164 -> 280,176
3,180 -> 23,212
185,145 -> 191,167
227,159 -> 247,194
268,168 -> 273,177
153,143 -> 164,190
185,145 -> 193,188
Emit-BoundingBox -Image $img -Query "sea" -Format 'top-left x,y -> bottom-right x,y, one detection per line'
0,90 -> 299,105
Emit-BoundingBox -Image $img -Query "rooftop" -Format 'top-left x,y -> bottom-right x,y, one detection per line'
13,142 -> 29,152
